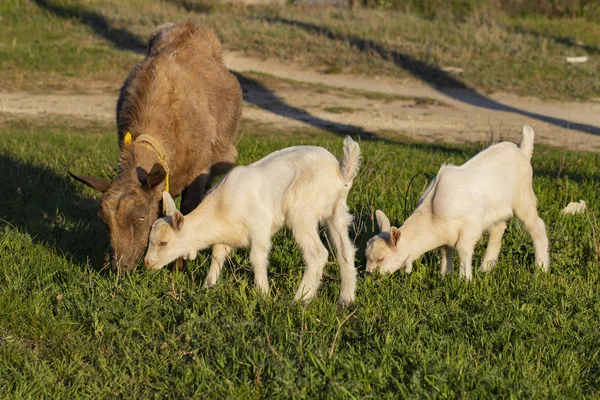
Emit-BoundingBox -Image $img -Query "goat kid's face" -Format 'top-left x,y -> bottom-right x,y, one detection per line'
144,213 -> 186,270
365,210 -> 406,274
69,163 -> 166,271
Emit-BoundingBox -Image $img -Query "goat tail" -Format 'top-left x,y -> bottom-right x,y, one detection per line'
520,125 -> 535,161
340,136 -> 361,182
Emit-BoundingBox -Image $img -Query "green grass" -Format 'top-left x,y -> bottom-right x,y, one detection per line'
1,0 -> 599,99
1,119 -> 599,397
324,106 -> 358,114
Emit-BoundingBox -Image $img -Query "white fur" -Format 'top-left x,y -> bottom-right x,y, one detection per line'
365,125 -> 549,280
145,137 -> 360,306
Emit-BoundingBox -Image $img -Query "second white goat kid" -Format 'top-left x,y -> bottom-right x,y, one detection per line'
365,125 -> 549,280
145,137 -> 361,306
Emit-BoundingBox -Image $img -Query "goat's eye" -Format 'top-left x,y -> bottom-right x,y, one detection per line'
377,258 -> 384,263
139,215 -> 147,221
159,241 -> 168,247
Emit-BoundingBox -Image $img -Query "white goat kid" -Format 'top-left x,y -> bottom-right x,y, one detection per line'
145,137 -> 361,306
365,125 -> 549,280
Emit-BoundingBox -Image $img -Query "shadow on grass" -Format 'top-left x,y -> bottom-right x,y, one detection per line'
0,154 -> 109,270
513,27 -> 600,56
257,16 -> 600,136
32,0 -> 147,54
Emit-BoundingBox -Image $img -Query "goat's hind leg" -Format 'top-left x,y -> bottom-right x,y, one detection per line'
480,221 -> 507,272
326,207 -> 357,307
293,223 -> 329,305
514,192 -> 549,271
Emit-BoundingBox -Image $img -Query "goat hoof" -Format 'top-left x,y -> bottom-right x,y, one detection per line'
338,296 -> 353,309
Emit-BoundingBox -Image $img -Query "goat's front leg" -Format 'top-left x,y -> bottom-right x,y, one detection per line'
440,245 -> 454,276
404,260 -> 413,274
249,239 -> 272,295
204,244 -> 232,288
456,232 -> 479,281
481,221 -> 506,272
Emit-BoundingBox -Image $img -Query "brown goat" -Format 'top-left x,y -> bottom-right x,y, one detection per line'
70,23 -> 242,271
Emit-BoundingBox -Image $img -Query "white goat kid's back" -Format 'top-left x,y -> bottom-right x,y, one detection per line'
365,125 -> 549,280
145,137 -> 360,306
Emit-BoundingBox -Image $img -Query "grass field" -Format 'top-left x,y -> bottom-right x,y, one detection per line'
1,0 -> 600,396
1,119 -> 599,397
1,0 -> 600,99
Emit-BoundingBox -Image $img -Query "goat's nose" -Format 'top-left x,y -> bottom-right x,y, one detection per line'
144,259 -> 150,267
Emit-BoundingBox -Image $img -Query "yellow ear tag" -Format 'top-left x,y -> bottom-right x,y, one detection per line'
124,132 -> 132,146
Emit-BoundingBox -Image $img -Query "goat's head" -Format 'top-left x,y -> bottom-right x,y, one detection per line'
69,162 -> 166,271
144,192 -> 192,270
365,210 -> 406,274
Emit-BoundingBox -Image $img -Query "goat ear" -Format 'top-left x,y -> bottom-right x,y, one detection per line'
142,163 -> 166,191
162,191 -> 178,216
69,172 -> 111,192
375,210 -> 391,232
390,227 -> 401,246
172,210 -> 184,232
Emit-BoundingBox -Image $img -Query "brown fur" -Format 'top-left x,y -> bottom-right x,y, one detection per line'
71,22 -> 242,270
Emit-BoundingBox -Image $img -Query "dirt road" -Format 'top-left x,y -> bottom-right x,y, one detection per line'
1,51 -> 599,151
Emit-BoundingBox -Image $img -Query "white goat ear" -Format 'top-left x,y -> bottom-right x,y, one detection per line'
162,191 -> 178,216
390,227 -> 401,246
375,210 -> 391,232
172,210 -> 184,232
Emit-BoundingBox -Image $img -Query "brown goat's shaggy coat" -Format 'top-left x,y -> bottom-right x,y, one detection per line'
71,22 -> 242,270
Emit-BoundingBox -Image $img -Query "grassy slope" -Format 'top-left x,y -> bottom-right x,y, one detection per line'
1,0 -> 599,99
1,120 -> 599,397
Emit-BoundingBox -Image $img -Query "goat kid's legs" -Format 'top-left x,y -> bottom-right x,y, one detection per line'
326,209 -> 357,307
250,238 -> 272,295
481,221 -> 507,272
515,195 -> 550,271
293,224 -> 329,305
456,231 -> 480,281
440,245 -> 454,276
203,244 -> 232,288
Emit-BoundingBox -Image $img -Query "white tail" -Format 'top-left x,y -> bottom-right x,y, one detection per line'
340,136 -> 361,181
520,125 -> 535,161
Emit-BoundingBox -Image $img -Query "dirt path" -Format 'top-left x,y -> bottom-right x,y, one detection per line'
1,51 -> 599,151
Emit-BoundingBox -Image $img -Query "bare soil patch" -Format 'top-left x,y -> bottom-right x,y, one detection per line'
1,51 -> 599,151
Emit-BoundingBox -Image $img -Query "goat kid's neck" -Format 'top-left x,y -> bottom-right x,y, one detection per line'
397,207 -> 446,263
178,196 -> 235,251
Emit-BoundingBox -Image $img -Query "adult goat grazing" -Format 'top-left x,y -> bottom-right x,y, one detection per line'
70,23 -> 242,271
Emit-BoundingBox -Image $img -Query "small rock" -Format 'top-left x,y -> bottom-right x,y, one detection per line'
442,66 -> 464,73
562,200 -> 587,215
566,56 -> 588,64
